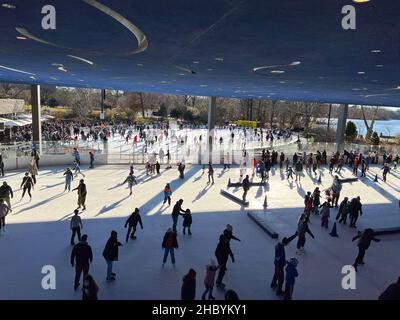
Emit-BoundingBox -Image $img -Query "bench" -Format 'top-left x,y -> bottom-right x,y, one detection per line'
220,189 -> 249,206
247,211 -> 279,239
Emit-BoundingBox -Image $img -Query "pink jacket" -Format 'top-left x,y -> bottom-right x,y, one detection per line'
204,265 -> 219,287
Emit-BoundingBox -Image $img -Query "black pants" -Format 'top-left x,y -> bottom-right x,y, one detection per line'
183,225 -> 191,234
32,175 -> 36,184
163,196 -> 171,205
284,283 -> 294,300
71,227 -> 81,244
216,258 -> 227,285
125,225 -> 137,241
354,247 -> 366,266
350,213 -> 359,227
75,263 -> 89,287
90,160 -> 94,168
383,173 -> 387,181
297,235 -> 306,249
35,159 -> 39,169
22,186 -> 32,198
271,266 -> 284,293
243,190 -> 248,201
0,167 -> 4,177
224,164 -> 230,169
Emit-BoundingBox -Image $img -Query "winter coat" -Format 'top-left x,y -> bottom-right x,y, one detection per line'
204,265 -> 219,287
274,242 -> 286,268
215,237 -> 234,263
124,213 -> 143,228
320,205 -> 330,218
162,231 -> 178,249
183,213 -> 192,227
102,237 -> 122,261
285,262 -> 298,285
70,241 -> 93,266
70,215 -> 82,229
331,180 -> 342,194
349,198 -> 362,216
378,283 -> 400,300
82,281 -> 98,300
352,230 -> 380,250
242,178 -> 250,191
172,202 -> 184,217
0,185 -> 13,198
28,163 -> 38,176
181,275 -> 196,300
164,187 -> 172,197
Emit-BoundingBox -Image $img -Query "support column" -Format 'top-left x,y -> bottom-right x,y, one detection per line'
31,85 -> 42,154
335,103 -> 348,151
207,96 -> 217,163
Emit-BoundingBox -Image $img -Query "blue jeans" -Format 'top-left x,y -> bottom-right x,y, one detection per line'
106,260 -> 113,278
65,179 -> 71,191
163,248 -> 175,264
172,215 -> 178,232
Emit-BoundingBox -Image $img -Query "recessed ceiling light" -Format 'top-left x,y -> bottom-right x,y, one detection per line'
207,68 -> 213,71
137,63 -> 143,67
279,81 -> 286,84
214,58 -> 224,61
58,66 -> 67,72
192,61 -> 199,64
376,65 -> 383,68
30,76 -> 36,80
357,71 -> 366,75
16,36 -> 26,40
200,84 -> 208,87
352,0 -> 370,3
178,73 -> 185,76
2,3 -> 16,9
371,49 -> 381,53
270,70 -> 285,74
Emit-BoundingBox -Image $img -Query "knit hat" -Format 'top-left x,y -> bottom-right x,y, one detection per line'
289,257 -> 298,267
226,224 -> 233,232
188,268 -> 196,278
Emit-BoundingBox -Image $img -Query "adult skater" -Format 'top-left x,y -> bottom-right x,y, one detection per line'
378,277 -> 400,300
155,161 -> 161,175
172,199 -> 186,232
162,228 -> 178,266
336,197 -> 349,222
294,160 -> 303,182
271,237 -> 290,295
223,224 -> 241,242
20,172 -> 34,200
320,202 -> 331,229
0,199 -> 9,234
181,268 -> 197,300
63,167 -> 74,192
122,172 -> 136,196
202,259 -> 219,300
124,208 -> 143,242
0,154 -> 4,177
349,196 -> 363,228
295,214 -> 315,254
284,257 -> 299,300
182,209 -> 192,235
82,274 -> 99,300
70,234 -> 93,291
163,183 -> 172,205
72,179 -> 87,211
215,234 -> 235,289
70,209 -> 83,245
0,181 -> 13,211
89,151 -> 94,169
31,148 -> 40,169
208,162 -> 215,184
28,159 -> 38,184
330,176 -> 342,207
352,228 -> 381,272
242,175 -> 250,202
73,161 -> 85,178
102,230 -> 122,281
381,163 -> 391,182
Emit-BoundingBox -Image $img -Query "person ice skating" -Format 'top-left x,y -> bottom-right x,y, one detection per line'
336,197 -> 349,222
82,274 -> 99,300
182,209 -> 192,235
223,224 -> 241,242
330,176 -> 342,207
73,148 -> 80,165
0,154 -> 4,177
284,257 -> 299,300
349,196 -> 363,228
224,152 -> 231,170
295,160 -> 303,181
320,202 -> 331,229
378,277 -> 400,300
242,175 -> 250,202
124,208 -> 143,242
0,199 -> 10,234
70,209 -> 83,245
178,162 -> 185,179
163,183 -> 172,205
181,268 -> 196,300
271,237 -> 290,295
294,214 -> 315,254
28,159 -> 38,184
89,151 -> 94,169
381,163 -> 391,182
70,234 -> 93,291
63,167 -> 74,192
155,161 -> 161,175
21,172 -> 34,200
225,289 -> 240,300
73,161 -> 85,177
172,199 -> 186,232
31,148 -> 40,169
208,162 -> 215,184
102,230 -> 122,281
215,234 -> 235,288
73,179 -> 87,211
0,181 -> 13,212
162,228 -> 178,265
286,166 -> 294,180
202,259 -> 219,300
352,228 -> 381,272
312,187 -> 321,215
122,173 -> 136,196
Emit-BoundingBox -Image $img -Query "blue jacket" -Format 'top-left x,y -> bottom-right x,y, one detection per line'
285,262 -> 298,285
274,243 -> 286,267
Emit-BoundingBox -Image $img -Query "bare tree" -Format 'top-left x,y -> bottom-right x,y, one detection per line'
361,105 -> 379,140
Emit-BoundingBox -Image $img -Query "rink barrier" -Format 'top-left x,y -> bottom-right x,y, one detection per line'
339,178 -> 358,183
247,211 -> 279,239
220,189 -> 249,206
359,227 -> 400,236
227,180 -> 267,188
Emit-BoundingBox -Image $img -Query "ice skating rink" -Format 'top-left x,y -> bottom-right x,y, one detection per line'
0,163 -> 399,300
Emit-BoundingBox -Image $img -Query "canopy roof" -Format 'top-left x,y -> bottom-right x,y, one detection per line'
0,0 -> 399,106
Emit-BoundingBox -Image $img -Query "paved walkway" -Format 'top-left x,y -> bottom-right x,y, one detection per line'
0,163 -> 399,299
